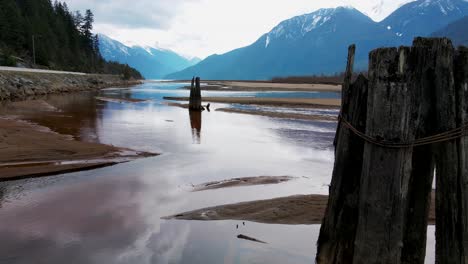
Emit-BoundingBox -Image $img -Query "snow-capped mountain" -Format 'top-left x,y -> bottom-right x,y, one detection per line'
381,0 -> 468,43
166,0 -> 468,80
166,7 -> 397,80
99,35 -> 200,79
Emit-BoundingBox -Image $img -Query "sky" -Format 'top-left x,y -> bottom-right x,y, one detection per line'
63,0 -> 414,59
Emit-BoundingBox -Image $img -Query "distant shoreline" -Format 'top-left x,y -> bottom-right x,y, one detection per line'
164,96 -> 341,109
160,80 -> 342,93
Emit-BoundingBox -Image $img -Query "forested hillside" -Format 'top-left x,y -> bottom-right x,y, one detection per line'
0,0 -> 142,79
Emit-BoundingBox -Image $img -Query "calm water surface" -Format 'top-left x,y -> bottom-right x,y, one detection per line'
0,82 -> 435,263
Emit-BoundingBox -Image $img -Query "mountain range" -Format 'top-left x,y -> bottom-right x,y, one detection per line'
166,0 -> 468,80
98,34 -> 200,79
431,15 -> 468,46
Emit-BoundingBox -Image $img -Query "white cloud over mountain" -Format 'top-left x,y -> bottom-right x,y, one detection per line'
64,0 -> 414,58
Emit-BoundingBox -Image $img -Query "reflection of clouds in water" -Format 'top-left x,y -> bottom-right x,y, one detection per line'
0,174 -> 189,264
148,222 -> 190,264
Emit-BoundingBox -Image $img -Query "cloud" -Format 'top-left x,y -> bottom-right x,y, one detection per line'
63,0 -> 414,58
64,0 -> 198,29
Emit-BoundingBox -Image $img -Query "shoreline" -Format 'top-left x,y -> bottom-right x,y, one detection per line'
164,97 -> 341,108
162,80 -> 342,92
0,95 -> 157,181
0,117 -> 157,181
165,192 -> 436,225
216,108 -> 338,122
0,70 -> 142,101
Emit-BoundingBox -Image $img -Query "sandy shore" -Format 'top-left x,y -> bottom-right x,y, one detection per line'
164,97 -> 341,108
0,117 -> 156,181
192,176 -> 295,191
216,108 -> 338,122
0,97 -> 157,181
180,81 -> 341,92
165,193 -> 436,225
95,96 -> 149,103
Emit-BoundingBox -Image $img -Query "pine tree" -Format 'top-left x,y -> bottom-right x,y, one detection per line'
81,9 -> 94,40
0,0 -> 142,78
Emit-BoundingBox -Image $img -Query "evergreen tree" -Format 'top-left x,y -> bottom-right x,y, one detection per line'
81,9 -> 94,41
0,0 -> 142,79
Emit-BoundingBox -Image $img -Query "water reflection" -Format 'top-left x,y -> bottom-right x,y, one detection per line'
0,170 -> 190,264
189,110 -> 202,144
0,82 -> 376,263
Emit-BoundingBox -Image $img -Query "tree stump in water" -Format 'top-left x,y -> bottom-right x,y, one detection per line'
189,77 -> 203,111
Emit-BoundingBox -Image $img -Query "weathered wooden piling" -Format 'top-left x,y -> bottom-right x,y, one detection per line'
317,38 -> 468,263
317,45 -> 369,263
455,46 -> 468,264
427,38 -> 464,263
189,77 -> 203,111
352,47 -> 414,264
401,38 -> 439,264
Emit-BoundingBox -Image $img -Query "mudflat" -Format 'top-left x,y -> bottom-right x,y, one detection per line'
0,98 -> 156,181
165,192 -> 436,225
192,176 -> 295,191
0,118 -> 155,180
180,81 -> 342,92
164,97 -> 341,108
216,108 -> 338,122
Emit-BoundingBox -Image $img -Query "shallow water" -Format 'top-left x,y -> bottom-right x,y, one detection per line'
0,82 -> 435,263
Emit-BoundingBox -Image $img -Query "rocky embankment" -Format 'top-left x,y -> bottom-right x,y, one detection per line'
0,71 -> 140,101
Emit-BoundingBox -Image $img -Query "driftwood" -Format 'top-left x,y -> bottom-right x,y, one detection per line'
317,38 -> 468,263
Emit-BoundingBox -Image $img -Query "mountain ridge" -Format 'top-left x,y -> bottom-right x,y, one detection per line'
166,0 -> 468,80
99,34 -> 200,79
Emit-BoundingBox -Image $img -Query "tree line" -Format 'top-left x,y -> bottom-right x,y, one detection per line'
0,0 -> 142,79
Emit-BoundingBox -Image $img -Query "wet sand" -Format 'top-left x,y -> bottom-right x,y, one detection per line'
165,192 -> 436,225
95,97 -> 149,103
181,81 -> 341,92
164,97 -> 341,109
216,108 -> 337,122
0,97 -> 158,181
192,176 -> 295,192
0,117 -> 156,181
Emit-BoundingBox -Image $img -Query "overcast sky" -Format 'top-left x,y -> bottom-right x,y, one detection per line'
63,0 -> 414,59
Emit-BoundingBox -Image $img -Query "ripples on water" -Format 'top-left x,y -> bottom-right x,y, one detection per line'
0,82 -> 435,263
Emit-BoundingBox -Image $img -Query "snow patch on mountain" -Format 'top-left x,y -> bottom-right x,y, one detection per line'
266,7 -> 350,43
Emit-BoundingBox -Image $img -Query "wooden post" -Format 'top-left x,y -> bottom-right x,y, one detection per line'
425,38 -> 464,264
353,47 -> 414,264
189,77 -> 203,110
400,38 -> 439,264
455,46 -> 468,264
317,45 -> 369,263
